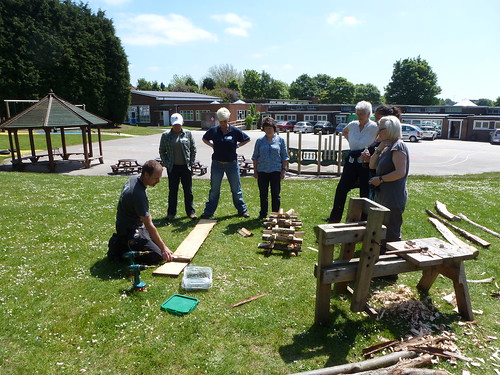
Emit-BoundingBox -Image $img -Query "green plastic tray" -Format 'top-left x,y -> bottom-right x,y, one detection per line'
160,294 -> 199,316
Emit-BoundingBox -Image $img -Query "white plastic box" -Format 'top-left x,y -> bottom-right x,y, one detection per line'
181,265 -> 212,291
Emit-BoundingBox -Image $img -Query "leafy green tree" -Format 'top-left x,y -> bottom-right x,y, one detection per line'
185,76 -> 197,88
312,74 -> 333,103
211,88 -> 240,103
289,74 -> 318,99
444,98 -> 456,106
241,69 -> 262,99
151,81 -> 161,91
136,78 -> 153,90
494,97 -> 500,107
385,56 -> 441,105
0,0 -> 130,123
326,77 -> 355,104
475,98 -> 493,106
267,80 -> 289,99
227,78 -> 241,95
352,83 -> 381,104
202,77 -> 216,91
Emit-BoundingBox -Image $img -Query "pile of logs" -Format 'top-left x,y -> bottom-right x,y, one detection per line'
258,209 -> 303,256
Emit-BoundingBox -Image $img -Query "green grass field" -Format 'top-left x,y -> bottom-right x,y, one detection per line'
0,171 -> 498,374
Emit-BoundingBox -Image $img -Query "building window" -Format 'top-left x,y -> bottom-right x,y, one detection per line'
237,110 -> 246,120
495,122 -> 500,129
180,110 -> 194,121
445,107 -> 461,113
317,114 -> 328,121
473,120 -> 490,130
275,114 -> 285,121
304,115 -> 315,121
287,114 -> 297,121
196,110 -> 209,120
336,115 -> 346,124
127,105 -> 150,124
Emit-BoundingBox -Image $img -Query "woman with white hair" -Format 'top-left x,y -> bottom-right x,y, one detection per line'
369,115 -> 410,248
200,107 -> 251,218
326,101 -> 378,223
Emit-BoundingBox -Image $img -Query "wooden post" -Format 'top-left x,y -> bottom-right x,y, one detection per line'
351,207 -> 388,312
437,262 -> 474,321
97,126 -> 104,163
28,129 -> 36,160
314,228 -> 335,325
44,128 -> 55,172
317,133 -> 322,175
297,132 -> 302,174
60,127 -> 68,159
81,126 -> 90,168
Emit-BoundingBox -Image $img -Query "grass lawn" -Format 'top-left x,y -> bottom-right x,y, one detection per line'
0,171 -> 498,374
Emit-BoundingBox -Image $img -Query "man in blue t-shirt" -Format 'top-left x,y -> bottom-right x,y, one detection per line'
201,107 -> 250,218
108,160 -> 173,264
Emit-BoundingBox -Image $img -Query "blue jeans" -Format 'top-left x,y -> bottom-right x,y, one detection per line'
204,160 -> 247,216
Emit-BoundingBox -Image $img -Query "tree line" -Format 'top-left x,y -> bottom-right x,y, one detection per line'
136,58 -> 500,107
0,0 -> 130,124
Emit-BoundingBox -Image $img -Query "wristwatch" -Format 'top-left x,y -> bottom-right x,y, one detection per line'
379,176 -> 384,183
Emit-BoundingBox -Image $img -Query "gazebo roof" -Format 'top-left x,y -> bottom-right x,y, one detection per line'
0,91 -> 111,129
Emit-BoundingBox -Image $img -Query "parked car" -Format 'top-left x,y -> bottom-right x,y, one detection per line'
491,129 -> 500,145
335,123 -> 347,134
420,125 -> 437,140
293,121 -> 314,133
276,121 -> 295,132
401,124 -> 422,142
313,121 -> 335,134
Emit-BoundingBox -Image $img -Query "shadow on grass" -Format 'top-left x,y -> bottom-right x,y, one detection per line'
279,309 -> 374,367
90,257 -> 125,280
279,283 -> 463,369
223,216 -> 264,235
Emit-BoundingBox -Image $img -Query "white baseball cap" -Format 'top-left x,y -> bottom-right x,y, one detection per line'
170,113 -> 183,125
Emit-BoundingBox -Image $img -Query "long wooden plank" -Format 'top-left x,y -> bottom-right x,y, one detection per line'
153,219 -> 217,277
427,218 -> 479,256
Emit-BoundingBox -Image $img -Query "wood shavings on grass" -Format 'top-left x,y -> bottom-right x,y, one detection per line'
370,285 -> 441,336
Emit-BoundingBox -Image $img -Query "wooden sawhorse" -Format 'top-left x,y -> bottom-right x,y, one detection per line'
314,198 -> 478,325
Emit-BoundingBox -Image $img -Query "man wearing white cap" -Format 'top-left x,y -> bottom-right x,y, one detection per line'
201,107 -> 250,218
159,113 -> 197,221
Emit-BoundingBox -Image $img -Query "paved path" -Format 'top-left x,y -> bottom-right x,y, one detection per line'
2,129 -> 499,177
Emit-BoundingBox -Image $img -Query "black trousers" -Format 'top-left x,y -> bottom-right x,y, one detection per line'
108,226 -> 163,265
257,171 -> 281,217
167,164 -> 195,216
329,161 -> 370,222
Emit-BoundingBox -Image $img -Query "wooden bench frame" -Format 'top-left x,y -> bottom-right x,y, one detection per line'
111,159 -> 142,174
314,197 -> 477,325
238,154 -> 253,176
191,160 -> 208,176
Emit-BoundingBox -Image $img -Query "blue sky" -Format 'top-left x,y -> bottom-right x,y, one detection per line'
85,0 -> 500,102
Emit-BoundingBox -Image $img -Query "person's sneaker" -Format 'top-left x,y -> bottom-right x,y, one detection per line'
240,211 -> 250,218
189,213 -> 198,220
166,214 -> 175,221
200,213 -> 212,219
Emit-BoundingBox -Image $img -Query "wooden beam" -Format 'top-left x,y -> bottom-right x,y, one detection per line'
427,217 -> 479,255
426,209 -> 490,248
458,213 -> 500,239
435,200 -> 460,221
153,219 -> 217,277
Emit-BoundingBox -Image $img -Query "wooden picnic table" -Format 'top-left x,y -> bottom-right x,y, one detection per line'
111,159 -> 142,174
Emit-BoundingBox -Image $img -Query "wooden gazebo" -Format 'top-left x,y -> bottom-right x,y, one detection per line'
0,91 -> 110,172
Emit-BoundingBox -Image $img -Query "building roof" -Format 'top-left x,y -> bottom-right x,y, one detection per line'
0,91 -> 110,129
132,90 -> 222,102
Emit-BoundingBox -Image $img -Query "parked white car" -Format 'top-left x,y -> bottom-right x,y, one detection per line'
420,125 -> 437,140
293,121 -> 313,133
401,124 -> 422,142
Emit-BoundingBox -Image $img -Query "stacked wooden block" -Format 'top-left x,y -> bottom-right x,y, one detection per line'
258,209 -> 304,256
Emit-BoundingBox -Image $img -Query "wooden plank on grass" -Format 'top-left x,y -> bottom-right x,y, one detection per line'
153,219 -> 217,277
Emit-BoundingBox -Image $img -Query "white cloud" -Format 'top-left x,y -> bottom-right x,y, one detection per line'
122,14 -> 218,46
283,64 -> 293,70
327,12 -> 360,26
212,13 -> 252,37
